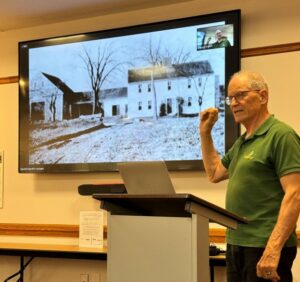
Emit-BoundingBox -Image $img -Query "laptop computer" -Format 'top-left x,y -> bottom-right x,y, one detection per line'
117,161 -> 175,195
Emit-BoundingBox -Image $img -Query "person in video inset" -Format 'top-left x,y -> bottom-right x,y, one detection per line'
210,29 -> 231,49
199,71 -> 300,282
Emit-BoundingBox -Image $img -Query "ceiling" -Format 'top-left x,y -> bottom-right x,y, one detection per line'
0,0 -> 191,32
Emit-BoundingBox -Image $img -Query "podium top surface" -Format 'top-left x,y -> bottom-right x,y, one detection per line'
93,193 -> 247,227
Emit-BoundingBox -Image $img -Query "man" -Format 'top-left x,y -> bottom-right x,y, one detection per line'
200,71 -> 300,282
211,29 -> 231,48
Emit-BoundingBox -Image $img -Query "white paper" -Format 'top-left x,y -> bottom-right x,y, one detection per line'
79,211 -> 104,248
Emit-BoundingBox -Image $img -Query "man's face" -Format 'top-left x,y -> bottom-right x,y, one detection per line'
227,76 -> 263,125
216,31 -> 222,40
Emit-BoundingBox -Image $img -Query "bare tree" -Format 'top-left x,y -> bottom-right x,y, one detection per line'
49,92 -> 57,122
80,44 -> 125,119
138,37 -> 192,67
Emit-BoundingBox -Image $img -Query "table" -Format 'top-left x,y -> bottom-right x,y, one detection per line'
0,242 -> 225,282
0,242 -> 107,282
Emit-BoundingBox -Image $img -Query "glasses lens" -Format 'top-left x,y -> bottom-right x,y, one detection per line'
226,91 -> 251,105
235,92 -> 246,102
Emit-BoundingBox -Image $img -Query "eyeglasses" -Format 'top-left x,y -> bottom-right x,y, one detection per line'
225,90 -> 260,106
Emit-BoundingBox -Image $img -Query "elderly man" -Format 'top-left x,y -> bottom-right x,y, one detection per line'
211,29 -> 231,48
200,71 -> 300,282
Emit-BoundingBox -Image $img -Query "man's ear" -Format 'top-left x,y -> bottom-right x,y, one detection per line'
259,90 -> 268,104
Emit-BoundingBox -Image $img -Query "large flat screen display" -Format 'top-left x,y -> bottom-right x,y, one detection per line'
19,10 -> 240,173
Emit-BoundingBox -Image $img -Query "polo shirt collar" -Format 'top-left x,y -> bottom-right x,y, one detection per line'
242,115 -> 275,141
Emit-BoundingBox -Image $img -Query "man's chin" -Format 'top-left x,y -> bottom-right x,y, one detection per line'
233,115 -> 243,123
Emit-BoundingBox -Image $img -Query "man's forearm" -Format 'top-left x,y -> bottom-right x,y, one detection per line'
200,131 -> 227,182
266,186 -> 300,252
256,175 -> 300,280
199,108 -> 228,182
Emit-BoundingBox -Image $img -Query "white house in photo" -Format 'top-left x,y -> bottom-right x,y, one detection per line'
127,60 -> 220,119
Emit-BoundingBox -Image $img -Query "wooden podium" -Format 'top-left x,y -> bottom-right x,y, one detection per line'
93,194 -> 246,282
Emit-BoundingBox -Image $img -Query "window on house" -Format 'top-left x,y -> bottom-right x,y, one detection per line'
188,78 -> 191,89
168,81 -> 171,90
148,83 -> 151,92
138,84 -> 142,93
148,101 -> 152,110
138,101 -> 142,111
198,96 -> 203,106
198,77 -> 202,87
188,97 -> 192,106
112,105 -> 120,116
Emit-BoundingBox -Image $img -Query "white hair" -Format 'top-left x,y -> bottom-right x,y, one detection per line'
230,71 -> 268,92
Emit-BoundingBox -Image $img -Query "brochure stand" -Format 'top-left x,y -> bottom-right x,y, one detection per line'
93,194 -> 247,282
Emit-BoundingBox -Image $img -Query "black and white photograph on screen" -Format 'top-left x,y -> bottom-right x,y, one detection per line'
27,23 -> 227,166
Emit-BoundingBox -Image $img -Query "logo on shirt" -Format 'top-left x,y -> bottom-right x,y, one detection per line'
244,150 -> 255,160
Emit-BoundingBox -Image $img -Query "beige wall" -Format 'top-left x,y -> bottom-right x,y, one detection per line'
0,0 -> 299,281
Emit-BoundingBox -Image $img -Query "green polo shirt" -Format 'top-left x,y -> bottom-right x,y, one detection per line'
222,115 -> 300,247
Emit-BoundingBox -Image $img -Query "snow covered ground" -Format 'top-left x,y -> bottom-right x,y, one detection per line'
29,115 -> 225,165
